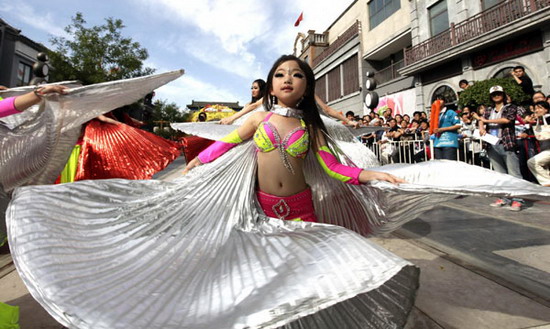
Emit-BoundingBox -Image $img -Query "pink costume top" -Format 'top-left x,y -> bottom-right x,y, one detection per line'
198,110 -> 362,185
253,112 -> 309,174
254,112 -> 309,158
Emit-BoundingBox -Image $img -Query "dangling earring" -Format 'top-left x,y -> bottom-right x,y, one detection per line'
271,95 -> 277,104
296,96 -> 304,108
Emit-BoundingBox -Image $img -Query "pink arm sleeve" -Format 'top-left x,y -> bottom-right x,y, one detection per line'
198,141 -> 238,163
0,97 -> 19,119
316,146 -> 362,185
197,129 -> 243,164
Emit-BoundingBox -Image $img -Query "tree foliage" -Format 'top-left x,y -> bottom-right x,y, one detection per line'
150,100 -> 190,139
48,12 -> 154,84
458,77 -> 529,109
152,99 -> 190,123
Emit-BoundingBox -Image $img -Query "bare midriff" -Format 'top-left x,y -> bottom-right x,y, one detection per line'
256,151 -> 307,197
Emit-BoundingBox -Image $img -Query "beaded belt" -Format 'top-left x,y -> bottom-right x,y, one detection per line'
256,187 -> 317,222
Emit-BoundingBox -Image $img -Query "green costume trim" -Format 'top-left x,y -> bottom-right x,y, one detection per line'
59,145 -> 82,183
220,129 -> 243,144
315,146 -> 352,183
0,302 -> 20,329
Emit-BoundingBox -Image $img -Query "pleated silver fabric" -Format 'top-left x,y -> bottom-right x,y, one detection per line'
306,158 -> 550,235
320,116 -> 380,168
8,141 -> 418,329
7,79 -> 550,328
172,112 -> 550,235
171,121 -> 237,141
8,145 -> 550,328
0,70 -> 184,192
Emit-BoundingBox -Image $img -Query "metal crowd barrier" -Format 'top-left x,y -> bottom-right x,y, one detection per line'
363,137 -> 492,168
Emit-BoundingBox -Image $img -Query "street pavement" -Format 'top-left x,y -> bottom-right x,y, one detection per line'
1,155 -> 549,328
385,195 -> 550,329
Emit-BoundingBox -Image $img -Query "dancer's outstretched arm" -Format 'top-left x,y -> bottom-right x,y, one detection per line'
0,85 -> 68,118
220,98 -> 263,125
183,111 -> 267,174
313,129 -> 405,185
14,85 -> 68,112
96,114 -> 121,125
315,94 -> 359,127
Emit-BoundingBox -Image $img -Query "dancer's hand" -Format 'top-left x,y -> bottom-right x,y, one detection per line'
359,170 -> 406,185
220,117 -> 235,125
96,114 -> 121,125
346,120 -> 360,128
14,85 -> 70,112
182,157 -> 201,175
35,85 -> 68,96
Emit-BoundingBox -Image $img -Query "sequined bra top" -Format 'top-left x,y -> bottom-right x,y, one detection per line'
254,112 -> 309,159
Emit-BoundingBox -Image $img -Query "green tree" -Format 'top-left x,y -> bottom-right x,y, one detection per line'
151,100 -> 190,139
458,78 -> 529,109
48,12 -> 154,84
152,99 -> 190,123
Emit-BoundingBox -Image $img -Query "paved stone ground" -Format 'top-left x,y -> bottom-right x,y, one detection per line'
1,155 -> 549,328
391,195 -> 550,329
396,196 -> 550,306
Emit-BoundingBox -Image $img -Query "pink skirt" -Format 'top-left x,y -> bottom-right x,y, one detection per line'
256,187 -> 317,222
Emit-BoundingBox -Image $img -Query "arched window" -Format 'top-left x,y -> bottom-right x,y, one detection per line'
431,85 -> 457,106
492,67 -> 514,79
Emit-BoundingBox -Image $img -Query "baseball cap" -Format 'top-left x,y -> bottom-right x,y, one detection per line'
489,85 -> 504,94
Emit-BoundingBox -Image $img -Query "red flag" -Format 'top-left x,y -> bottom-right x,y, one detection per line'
294,12 -> 303,27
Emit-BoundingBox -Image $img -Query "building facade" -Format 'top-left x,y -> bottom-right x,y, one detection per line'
362,0 -> 415,116
401,0 -> 550,111
296,0 -> 415,117
297,0 -> 549,116
0,19 -> 47,87
296,3 -> 361,115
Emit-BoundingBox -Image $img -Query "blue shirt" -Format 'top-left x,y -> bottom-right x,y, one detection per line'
434,108 -> 460,148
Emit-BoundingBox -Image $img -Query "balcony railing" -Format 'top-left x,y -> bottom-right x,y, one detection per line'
304,32 -> 328,47
404,0 -> 550,66
376,60 -> 405,85
312,21 -> 360,67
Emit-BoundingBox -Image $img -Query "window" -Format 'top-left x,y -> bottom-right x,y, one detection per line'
420,59 -> 462,85
373,50 -> 405,84
429,0 -> 449,36
316,75 -> 327,102
327,66 -> 341,102
482,0 -> 503,10
492,67 -> 514,79
431,85 -> 457,105
342,55 -> 359,95
17,62 -> 33,86
368,0 -> 401,30
318,55 -> 359,103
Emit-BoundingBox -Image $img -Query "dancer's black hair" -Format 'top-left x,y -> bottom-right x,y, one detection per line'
263,55 -> 329,151
251,79 -> 266,103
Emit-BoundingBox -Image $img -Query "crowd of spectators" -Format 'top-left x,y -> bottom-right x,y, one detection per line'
345,69 -> 550,197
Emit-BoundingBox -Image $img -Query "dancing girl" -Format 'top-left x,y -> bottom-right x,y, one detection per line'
6,59 -> 549,329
